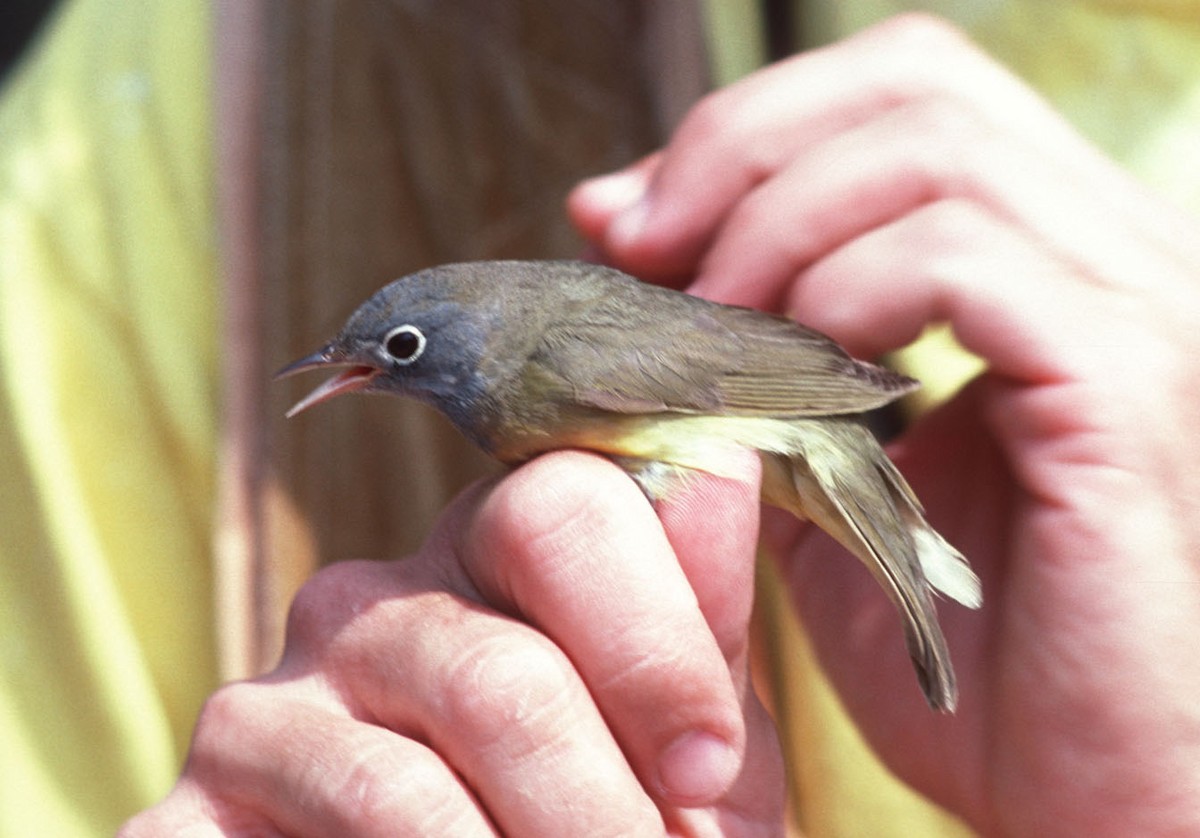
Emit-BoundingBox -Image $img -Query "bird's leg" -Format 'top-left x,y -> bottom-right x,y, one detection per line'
609,456 -> 698,505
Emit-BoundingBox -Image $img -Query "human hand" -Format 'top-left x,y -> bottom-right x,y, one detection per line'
119,451 -> 785,837
570,14 -> 1200,837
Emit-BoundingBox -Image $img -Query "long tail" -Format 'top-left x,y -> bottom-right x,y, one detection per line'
766,417 -> 981,712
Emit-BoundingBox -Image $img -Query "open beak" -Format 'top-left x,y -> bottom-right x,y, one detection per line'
275,348 -> 381,418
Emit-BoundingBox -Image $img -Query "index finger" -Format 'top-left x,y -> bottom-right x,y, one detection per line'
579,15 -> 1075,281
452,451 -> 760,807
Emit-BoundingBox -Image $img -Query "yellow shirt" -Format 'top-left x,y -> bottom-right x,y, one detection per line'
0,1 -> 217,833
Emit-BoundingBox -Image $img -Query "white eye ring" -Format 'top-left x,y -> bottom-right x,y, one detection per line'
382,324 -> 426,365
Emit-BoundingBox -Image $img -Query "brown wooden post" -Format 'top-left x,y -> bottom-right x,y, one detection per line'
213,0 -> 710,678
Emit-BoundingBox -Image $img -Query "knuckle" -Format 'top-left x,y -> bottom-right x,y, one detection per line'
887,98 -> 994,200
875,11 -> 975,59
283,559 -> 385,657
477,455 -> 636,578
188,681 -> 268,769
120,786 -> 273,838
676,88 -> 736,151
594,633 -> 692,695
116,808 -> 177,838
911,198 -> 998,253
590,615 -> 736,720
857,14 -> 993,115
907,93 -> 984,144
319,742 -> 497,837
194,680 -> 257,732
331,746 -> 473,834
440,631 -> 579,750
674,84 -> 780,181
717,184 -> 795,255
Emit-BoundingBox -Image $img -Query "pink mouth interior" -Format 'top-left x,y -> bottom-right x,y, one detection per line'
285,366 -> 379,417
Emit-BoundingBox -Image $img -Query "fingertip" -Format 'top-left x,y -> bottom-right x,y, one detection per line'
606,195 -> 650,255
606,200 -> 709,284
567,154 -> 659,247
657,729 -> 743,805
588,185 -> 697,283
570,168 -> 708,284
569,168 -> 650,227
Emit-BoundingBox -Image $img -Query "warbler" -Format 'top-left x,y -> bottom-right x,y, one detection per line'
278,260 -> 981,711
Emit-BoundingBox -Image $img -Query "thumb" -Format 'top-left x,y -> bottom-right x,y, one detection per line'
567,154 -> 660,257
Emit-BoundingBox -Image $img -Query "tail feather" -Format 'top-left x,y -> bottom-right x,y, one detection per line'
601,411 -> 981,710
778,419 -> 981,712
875,453 -> 982,609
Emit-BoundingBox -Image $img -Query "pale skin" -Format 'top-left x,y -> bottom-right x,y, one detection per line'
123,14 -> 1200,837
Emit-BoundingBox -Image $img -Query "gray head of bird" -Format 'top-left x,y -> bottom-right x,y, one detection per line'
275,263 -> 524,433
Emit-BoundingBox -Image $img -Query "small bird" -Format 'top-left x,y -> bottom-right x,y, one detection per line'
278,260 -> 981,711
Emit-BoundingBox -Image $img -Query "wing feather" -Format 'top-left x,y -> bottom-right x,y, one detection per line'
526,277 -> 916,418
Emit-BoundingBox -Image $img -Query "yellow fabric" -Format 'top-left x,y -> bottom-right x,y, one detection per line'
754,560 -> 973,838
700,0 -> 769,89
0,1 -> 217,835
706,2 -> 1200,836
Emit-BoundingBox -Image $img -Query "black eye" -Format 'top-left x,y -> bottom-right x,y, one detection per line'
383,325 -> 426,364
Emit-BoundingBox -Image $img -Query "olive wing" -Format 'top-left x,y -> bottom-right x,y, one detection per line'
526,289 -> 916,418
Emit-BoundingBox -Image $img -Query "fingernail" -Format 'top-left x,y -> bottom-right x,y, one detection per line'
657,731 -> 740,804
577,169 -> 648,215
610,197 -> 649,251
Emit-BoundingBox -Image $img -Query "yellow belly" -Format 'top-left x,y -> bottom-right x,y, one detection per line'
500,411 -> 828,516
